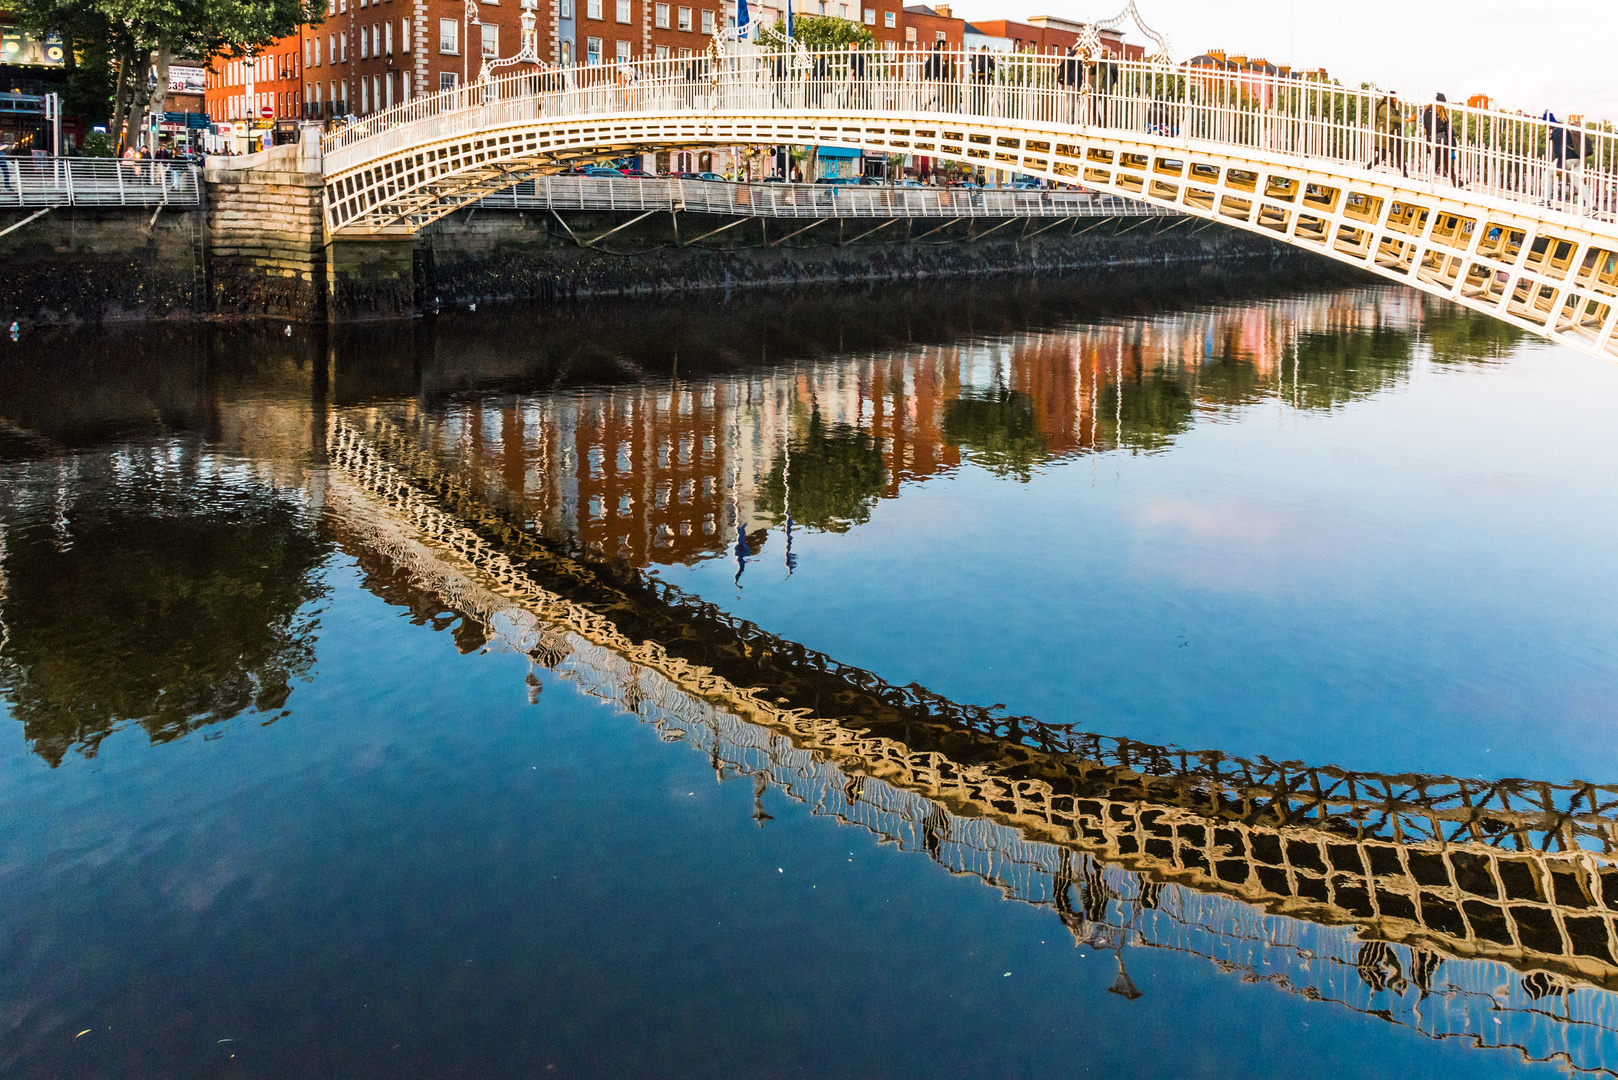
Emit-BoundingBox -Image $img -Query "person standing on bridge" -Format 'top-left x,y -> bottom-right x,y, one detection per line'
1371,92 -> 1405,176
922,41 -> 946,112
970,46 -> 996,117
1057,44 -> 1083,127
1422,93 -> 1453,183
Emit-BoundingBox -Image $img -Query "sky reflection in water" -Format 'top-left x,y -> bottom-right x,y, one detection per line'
1,274 -> 1615,1079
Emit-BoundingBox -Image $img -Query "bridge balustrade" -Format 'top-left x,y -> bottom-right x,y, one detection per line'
323,48 -> 1618,226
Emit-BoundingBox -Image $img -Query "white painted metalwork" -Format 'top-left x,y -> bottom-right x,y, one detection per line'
317,47 -> 1618,361
474,174 -> 1168,218
0,156 -> 202,208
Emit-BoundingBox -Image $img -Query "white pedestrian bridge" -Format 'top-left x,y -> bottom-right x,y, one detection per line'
319,46 -> 1618,360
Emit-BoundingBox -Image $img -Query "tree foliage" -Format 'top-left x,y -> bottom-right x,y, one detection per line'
759,14 -> 874,50
12,0 -> 321,141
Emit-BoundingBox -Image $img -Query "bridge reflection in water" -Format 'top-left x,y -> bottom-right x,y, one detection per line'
328,399 -> 1618,1078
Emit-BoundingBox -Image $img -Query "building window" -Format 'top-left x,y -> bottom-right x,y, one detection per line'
654,3 -> 669,26
934,29 -> 945,41
439,71 -> 457,90
439,18 -> 457,52
883,9 -> 894,26
677,46 -> 691,56
586,36 -> 602,62
615,0 -> 630,21
481,23 -> 499,55
561,39 -> 572,62
561,0 -> 573,14
904,25 -> 915,40
587,0 -> 601,17
862,7 -> 874,23
401,17 -> 410,52
677,6 -> 691,30
616,39 -> 630,59
655,44 -> 668,58
699,8 -> 714,32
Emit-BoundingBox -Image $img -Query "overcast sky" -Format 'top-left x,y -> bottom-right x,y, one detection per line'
949,0 -> 1618,118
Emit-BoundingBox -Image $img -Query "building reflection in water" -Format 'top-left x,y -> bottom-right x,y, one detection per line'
411,286 -> 1481,574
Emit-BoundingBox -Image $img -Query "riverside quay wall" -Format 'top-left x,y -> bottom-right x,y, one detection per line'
0,143 -> 1332,327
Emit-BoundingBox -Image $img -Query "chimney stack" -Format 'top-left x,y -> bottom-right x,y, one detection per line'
934,3 -> 950,16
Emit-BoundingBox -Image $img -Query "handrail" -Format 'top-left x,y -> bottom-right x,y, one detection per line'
474,175 -> 1170,218
0,157 -> 202,208
321,48 -> 1618,226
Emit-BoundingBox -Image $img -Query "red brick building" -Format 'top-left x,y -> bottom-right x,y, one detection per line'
899,4 -> 964,49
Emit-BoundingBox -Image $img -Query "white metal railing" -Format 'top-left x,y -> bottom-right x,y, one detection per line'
474,175 -> 1170,218
322,47 -> 1618,226
0,157 -> 202,208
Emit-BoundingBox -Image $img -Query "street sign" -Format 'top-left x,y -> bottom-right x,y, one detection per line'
260,107 -> 274,118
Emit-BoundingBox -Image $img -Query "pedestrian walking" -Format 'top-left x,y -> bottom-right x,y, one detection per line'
1057,44 -> 1082,126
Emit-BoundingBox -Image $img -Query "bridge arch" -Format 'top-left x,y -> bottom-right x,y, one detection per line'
318,50 -> 1618,361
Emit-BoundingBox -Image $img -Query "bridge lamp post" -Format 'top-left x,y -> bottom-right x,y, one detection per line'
464,0 -> 481,87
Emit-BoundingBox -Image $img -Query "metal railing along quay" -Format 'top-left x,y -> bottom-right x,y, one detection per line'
476,175 -> 1172,219
0,157 -> 202,208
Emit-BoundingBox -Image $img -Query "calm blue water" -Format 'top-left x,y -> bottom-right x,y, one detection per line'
2,276 -> 1615,1078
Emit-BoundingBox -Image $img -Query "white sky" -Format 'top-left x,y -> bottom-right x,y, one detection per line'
949,0 -> 1618,119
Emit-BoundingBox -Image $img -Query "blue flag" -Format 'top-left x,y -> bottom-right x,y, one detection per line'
737,0 -> 750,33
786,0 -> 793,38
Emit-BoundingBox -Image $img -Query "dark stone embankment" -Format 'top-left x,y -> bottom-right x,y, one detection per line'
1,196 -> 1348,328
409,207 -> 1325,316
0,206 -> 204,325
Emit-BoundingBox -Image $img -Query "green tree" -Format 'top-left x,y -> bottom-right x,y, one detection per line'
14,0 -> 322,150
759,14 -> 874,50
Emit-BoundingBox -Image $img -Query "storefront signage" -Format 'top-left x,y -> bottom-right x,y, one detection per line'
168,65 -> 206,94
0,26 -> 65,66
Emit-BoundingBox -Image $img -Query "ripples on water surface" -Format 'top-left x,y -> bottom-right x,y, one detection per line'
3,270 -> 1618,1078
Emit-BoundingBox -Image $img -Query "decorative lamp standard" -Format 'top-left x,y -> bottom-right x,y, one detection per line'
464,0 -> 481,87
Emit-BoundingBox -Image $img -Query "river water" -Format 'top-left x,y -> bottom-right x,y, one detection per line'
4,269 -> 1618,1078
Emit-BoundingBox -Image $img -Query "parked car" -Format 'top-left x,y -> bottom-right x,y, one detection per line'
1010,180 -> 1043,190
618,168 -> 656,178
813,177 -> 861,186
696,171 -> 726,182
666,171 -> 704,180
762,176 -> 787,183
580,166 -> 624,177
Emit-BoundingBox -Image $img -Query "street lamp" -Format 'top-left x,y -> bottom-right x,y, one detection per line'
464,0 -> 480,86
